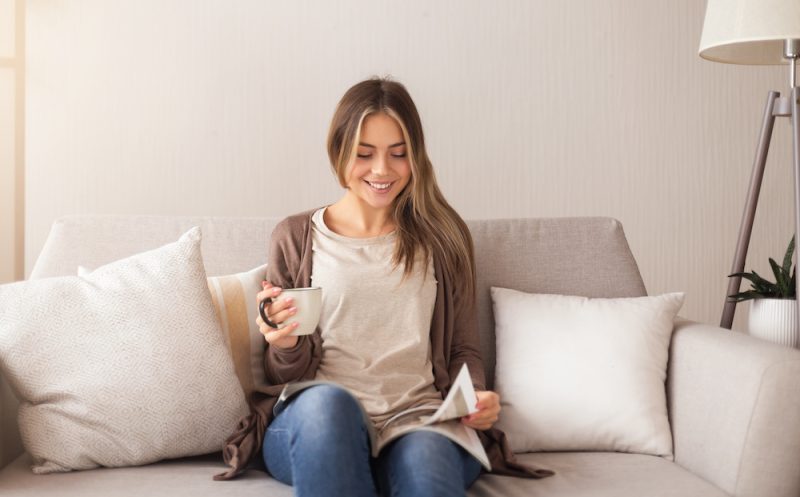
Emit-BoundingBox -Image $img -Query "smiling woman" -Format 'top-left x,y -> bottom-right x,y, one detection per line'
217,76 -> 554,494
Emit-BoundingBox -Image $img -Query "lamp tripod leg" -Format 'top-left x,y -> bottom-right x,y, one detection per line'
721,91 -> 780,329
792,86 -> 800,345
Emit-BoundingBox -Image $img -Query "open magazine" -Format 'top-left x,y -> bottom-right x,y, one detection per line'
273,363 -> 491,471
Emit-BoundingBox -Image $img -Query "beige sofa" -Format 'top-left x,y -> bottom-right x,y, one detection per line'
1,214 -> 799,497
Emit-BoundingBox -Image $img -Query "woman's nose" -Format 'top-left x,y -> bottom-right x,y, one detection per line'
371,156 -> 389,175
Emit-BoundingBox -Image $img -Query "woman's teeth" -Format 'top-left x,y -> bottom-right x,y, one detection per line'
367,181 -> 392,191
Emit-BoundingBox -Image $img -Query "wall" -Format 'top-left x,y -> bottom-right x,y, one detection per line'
25,0 -> 795,330
0,0 -> 23,285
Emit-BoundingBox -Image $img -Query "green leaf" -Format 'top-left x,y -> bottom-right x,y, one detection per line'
729,270 -> 775,293
783,235 -> 795,275
769,258 -> 789,297
727,290 -> 768,302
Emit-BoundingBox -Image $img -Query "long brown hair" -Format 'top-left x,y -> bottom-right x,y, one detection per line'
326,76 -> 476,302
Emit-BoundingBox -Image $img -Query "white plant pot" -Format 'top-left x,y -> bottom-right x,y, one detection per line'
748,298 -> 799,348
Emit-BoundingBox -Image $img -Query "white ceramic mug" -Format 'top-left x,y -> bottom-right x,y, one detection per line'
259,287 -> 322,336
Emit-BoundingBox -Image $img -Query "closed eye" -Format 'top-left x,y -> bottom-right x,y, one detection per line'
357,154 -> 406,158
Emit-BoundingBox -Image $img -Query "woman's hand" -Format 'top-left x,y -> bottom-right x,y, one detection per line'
461,390 -> 501,431
256,281 -> 300,349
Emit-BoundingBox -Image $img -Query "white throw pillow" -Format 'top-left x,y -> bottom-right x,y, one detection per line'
79,263 -> 269,399
0,227 -> 249,474
490,287 -> 684,459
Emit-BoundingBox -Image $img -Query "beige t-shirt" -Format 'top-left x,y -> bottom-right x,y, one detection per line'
310,207 -> 443,428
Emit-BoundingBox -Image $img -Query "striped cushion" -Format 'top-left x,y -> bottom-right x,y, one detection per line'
206,264 -> 268,397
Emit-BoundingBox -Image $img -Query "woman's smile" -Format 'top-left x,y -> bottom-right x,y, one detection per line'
364,179 -> 396,194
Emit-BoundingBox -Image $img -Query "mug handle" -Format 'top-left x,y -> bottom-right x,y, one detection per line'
259,298 -> 281,329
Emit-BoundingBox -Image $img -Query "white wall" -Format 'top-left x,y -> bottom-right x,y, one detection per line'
0,66 -> 15,284
0,0 -> 21,285
25,0 -> 795,330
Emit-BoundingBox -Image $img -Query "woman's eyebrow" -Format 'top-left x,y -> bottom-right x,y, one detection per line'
358,141 -> 406,148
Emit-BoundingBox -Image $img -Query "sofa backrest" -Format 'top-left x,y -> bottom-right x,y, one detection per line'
29,214 -> 647,388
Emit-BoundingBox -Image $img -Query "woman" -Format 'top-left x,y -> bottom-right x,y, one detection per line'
215,77 -> 552,495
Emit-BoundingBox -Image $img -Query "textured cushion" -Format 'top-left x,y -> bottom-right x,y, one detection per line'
0,227 -> 249,474
79,263 -> 269,398
491,288 -> 684,458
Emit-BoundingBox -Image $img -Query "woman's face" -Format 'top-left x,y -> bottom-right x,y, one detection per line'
344,112 -> 411,211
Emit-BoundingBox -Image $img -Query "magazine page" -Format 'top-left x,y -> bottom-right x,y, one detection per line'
420,363 -> 479,424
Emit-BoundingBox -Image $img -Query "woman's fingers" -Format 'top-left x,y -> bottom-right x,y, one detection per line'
258,319 -> 300,345
256,285 -> 282,306
268,302 -> 297,325
256,281 -> 296,325
255,303 -> 299,333
258,319 -> 297,337
461,390 -> 501,430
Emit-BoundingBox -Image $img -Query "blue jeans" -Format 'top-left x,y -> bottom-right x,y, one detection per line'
262,385 -> 482,497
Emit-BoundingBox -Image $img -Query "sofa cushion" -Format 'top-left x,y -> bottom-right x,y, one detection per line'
468,217 -> 647,389
491,288 -> 684,458
79,262 -> 269,399
28,215 -> 648,394
470,452 -> 729,497
206,264 -> 269,398
0,227 -> 249,473
0,451 -> 728,497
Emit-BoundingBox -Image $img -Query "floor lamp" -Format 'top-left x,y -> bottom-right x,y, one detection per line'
698,0 -> 800,330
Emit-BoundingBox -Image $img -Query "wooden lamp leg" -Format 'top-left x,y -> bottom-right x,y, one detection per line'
721,91 -> 780,329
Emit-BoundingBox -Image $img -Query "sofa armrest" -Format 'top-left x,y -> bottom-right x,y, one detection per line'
0,373 -> 22,470
668,317 -> 800,497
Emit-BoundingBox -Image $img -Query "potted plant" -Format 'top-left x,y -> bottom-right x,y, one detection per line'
728,235 -> 798,347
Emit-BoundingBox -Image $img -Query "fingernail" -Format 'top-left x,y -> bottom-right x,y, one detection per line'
272,287 -> 281,295
261,281 -> 267,287
285,297 -> 294,304
289,307 -> 297,314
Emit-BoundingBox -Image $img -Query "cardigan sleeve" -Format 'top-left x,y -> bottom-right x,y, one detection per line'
262,217 -> 315,384
448,276 -> 487,391
445,230 -> 487,392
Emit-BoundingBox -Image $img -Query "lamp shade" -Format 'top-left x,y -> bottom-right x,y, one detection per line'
699,0 -> 800,64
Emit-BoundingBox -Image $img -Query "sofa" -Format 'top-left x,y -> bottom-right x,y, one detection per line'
1,214 -> 799,497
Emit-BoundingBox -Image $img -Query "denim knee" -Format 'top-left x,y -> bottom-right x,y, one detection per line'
376,430 -> 481,496
287,385 -> 365,436
264,384 -> 377,496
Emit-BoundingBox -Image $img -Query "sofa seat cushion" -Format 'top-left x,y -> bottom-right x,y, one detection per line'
0,451 -> 728,497
471,453 -> 730,497
0,452 -> 293,497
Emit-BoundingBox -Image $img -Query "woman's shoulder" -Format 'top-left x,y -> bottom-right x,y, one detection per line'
272,206 -> 324,239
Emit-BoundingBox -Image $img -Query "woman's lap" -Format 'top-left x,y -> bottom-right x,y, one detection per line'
262,384 -> 481,497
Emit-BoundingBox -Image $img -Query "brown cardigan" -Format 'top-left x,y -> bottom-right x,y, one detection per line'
213,208 -> 554,481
